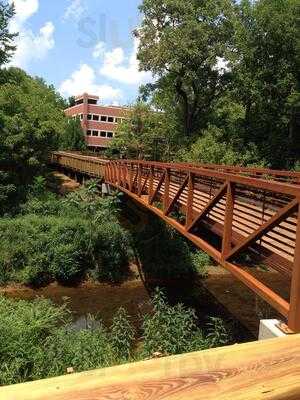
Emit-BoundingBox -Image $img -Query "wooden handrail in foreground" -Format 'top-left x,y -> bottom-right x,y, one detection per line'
1,334 -> 300,400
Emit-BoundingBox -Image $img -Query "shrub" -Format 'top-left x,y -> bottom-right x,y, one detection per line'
206,317 -> 233,348
110,307 -> 135,361
191,251 -> 210,278
0,296 -> 70,385
33,326 -> 116,379
142,288 -> 198,356
91,222 -> 131,282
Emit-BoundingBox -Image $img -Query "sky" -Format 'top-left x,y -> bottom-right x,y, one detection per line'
8,0 -> 152,105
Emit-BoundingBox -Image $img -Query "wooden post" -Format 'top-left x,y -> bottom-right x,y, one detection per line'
288,200 -> 300,332
222,182 -> 235,260
185,172 -> 194,228
163,169 -> 170,214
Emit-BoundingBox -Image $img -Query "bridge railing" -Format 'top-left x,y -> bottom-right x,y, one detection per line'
51,152 -> 300,332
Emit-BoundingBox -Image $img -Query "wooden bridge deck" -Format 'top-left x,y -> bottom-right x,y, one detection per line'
50,152 -> 300,332
2,334 -> 300,400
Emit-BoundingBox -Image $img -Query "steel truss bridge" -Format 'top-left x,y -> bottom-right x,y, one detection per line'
51,151 -> 300,332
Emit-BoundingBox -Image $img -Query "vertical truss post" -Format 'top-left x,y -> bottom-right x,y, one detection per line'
149,166 -> 154,203
117,162 -> 121,186
288,200 -> 300,332
163,168 -> 170,214
186,172 -> 194,228
129,164 -> 133,192
222,181 -> 235,260
138,164 -> 142,196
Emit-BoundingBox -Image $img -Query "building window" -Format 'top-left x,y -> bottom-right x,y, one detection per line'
75,99 -> 83,105
80,114 -> 83,120
87,114 -> 92,120
92,130 -> 99,136
115,117 -> 121,123
100,131 -> 106,137
107,132 -> 113,138
92,115 -> 99,121
107,116 -> 114,123
88,99 -> 97,105
87,130 -> 92,136
101,116 -> 107,122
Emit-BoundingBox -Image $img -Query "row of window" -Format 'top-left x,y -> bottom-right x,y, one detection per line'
86,130 -> 115,138
86,114 -> 124,123
72,114 -> 125,123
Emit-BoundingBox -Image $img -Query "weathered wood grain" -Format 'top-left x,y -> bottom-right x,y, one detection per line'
1,335 -> 300,400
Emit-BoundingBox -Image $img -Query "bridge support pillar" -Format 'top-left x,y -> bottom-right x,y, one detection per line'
258,319 -> 290,340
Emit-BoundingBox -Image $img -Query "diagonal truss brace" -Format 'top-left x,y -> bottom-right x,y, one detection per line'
226,198 -> 299,261
186,182 -> 228,232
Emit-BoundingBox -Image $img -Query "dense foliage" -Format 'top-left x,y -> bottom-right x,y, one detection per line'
59,116 -> 86,151
0,67 -> 67,214
0,1 -> 17,66
0,290 -> 232,385
110,0 -> 299,168
0,182 -> 131,287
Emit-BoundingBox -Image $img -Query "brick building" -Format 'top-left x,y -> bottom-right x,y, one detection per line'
64,93 -> 128,150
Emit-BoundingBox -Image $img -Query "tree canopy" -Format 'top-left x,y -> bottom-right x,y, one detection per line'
0,1 -> 17,66
128,0 -> 300,169
0,68 -> 67,214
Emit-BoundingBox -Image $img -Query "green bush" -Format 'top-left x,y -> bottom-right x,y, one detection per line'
110,308 -> 135,361
142,289 -> 198,356
191,251 -> 210,278
0,296 -> 70,385
91,222 -> 131,282
33,326 -> 116,379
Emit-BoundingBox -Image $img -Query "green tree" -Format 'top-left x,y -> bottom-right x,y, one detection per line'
0,1 -> 17,66
109,102 -> 171,160
60,116 -> 86,151
137,0 -> 235,136
229,0 -> 299,168
0,68 -> 66,214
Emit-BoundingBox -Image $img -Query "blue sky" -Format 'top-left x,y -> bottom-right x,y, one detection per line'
8,0 -> 151,105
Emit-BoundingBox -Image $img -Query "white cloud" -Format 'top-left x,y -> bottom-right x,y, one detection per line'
9,0 -> 39,29
8,0 -> 55,69
63,0 -> 86,22
10,21 -> 55,69
94,39 -> 152,86
92,42 -> 106,59
59,64 -> 123,103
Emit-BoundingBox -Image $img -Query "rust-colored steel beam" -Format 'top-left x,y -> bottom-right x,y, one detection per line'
149,171 -> 165,205
288,201 -> 300,332
165,174 -> 189,216
186,173 -> 194,228
186,182 -> 228,232
222,182 -> 235,260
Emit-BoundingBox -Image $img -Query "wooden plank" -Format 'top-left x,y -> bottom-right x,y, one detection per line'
2,335 -> 300,400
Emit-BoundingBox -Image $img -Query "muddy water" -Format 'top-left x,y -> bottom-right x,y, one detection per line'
1,279 -> 151,331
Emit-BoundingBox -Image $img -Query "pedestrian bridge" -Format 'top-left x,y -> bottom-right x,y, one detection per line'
51,151 -> 300,333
